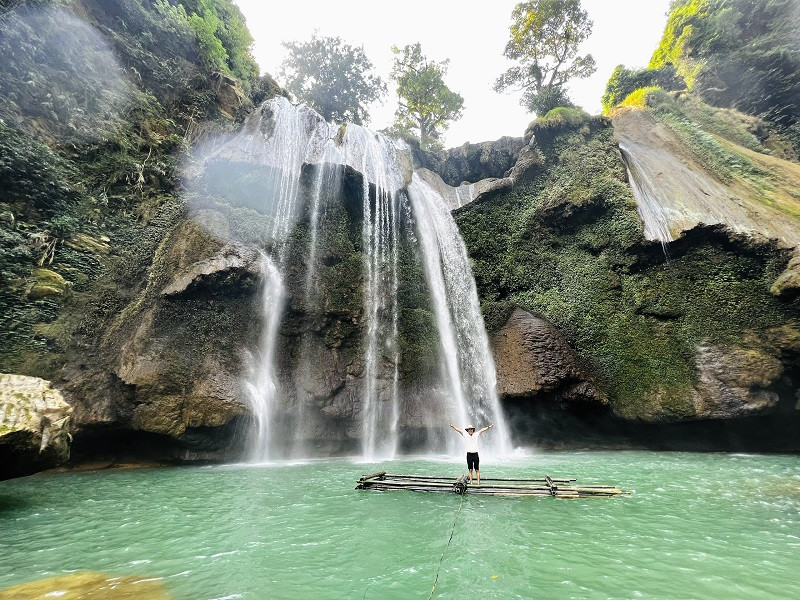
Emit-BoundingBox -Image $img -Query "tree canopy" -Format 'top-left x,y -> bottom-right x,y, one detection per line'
390,43 -> 464,151
156,0 -> 259,89
279,34 -> 386,125
494,0 -> 596,115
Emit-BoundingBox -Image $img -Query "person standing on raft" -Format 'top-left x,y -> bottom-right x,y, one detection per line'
449,422 -> 494,484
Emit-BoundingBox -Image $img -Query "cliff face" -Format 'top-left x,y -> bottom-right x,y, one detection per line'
456,101 -> 800,450
2,1 -> 800,477
0,0 -> 283,472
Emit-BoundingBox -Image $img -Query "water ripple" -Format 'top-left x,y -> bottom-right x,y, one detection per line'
0,453 -> 798,599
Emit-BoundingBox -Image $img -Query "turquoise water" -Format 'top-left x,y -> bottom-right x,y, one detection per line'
1,451 -> 798,599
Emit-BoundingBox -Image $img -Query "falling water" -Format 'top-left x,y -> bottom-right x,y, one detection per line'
242,255 -> 285,459
209,98 -> 510,460
231,98 -> 330,460
619,142 -> 673,257
407,173 -> 511,455
348,128 -> 403,460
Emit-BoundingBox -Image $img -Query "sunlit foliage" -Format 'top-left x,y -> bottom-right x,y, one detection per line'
601,64 -> 684,113
494,0 -> 596,115
390,43 -> 464,151
650,0 -> 800,131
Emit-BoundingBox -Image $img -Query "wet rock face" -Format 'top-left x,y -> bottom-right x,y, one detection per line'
692,344 -> 782,418
691,325 -> 800,420
414,137 -> 526,187
211,71 -> 247,119
0,374 -> 73,479
771,252 -> 800,301
62,221 -> 260,462
490,308 -> 607,406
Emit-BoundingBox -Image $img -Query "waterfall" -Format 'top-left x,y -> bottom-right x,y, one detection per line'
242,255 -> 285,460
204,98 -> 510,460
407,174 -> 511,455
348,128 -> 403,460
619,142 -> 673,257
232,98 -> 330,460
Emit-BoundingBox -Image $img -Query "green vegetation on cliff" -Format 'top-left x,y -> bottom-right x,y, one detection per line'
648,0 -> 800,149
0,0 -> 280,374
457,114 -> 797,419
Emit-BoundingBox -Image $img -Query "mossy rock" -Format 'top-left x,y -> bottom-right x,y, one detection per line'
27,267 -> 69,299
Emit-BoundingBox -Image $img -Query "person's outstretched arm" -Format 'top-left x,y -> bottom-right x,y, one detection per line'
478,423 -> 494,435
449,422 -> 464,436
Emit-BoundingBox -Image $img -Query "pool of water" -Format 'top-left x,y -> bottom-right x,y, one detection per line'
1,451 -> 798,599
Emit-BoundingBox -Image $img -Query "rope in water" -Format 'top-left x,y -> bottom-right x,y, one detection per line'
427,491 -> 466,599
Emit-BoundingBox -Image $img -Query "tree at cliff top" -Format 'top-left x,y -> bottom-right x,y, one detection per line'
161,0 -> 259,90
494,0 -> 596,115
279,34 -> 386,125
390,43 -> 464,151
649,0 -> 800,141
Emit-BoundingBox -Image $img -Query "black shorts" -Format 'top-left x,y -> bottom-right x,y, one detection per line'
466,452 -> 479,470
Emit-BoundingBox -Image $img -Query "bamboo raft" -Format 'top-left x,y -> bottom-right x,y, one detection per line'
356,472 -> 628,498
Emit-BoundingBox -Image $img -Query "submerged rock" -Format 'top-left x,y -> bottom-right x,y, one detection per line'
0,373 -> 72,479
0,571 -> 170,599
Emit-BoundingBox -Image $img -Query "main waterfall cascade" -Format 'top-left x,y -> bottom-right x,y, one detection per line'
204,97 -> 510,460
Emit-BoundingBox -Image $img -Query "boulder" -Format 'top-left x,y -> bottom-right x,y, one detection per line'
0,373 -> 73,479
443,136 -> 526,185
490,308 -> 607,406
160,243 -> 261,297
211,71 -> 246,119
770,252 -> 800,301
416,168 -> 512,210
411,137 -> 526,187
691,343 -> 784,419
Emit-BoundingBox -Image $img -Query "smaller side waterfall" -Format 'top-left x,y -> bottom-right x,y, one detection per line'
242,254 -> 285,460
619,142 -> 673,256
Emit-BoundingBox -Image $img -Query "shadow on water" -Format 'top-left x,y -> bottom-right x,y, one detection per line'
0,492 -> 36,513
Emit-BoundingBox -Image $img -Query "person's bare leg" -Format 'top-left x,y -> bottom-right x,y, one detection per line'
476,469 -> 481,485
468,468 -> 474,483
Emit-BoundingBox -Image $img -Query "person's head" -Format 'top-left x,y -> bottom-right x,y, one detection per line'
465,426 -> 475,435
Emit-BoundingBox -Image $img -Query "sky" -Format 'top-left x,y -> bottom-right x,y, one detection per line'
234,0 -> 673,147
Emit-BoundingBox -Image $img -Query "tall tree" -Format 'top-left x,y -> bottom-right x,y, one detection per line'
390,43 -> 464,150
279,34 -> 386,125
494,0 -> 596,115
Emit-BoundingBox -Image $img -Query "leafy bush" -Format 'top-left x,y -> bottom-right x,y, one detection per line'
619,86 -> 673,109
0,123 -> 79,215
525,106 -> 593,146
174,0 -> 259,89
602,64 -> 684,112
536,106 -> 592,129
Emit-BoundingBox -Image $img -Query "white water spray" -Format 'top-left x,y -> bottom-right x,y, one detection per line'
407,173 -> 511,455
209,98 -> 511,460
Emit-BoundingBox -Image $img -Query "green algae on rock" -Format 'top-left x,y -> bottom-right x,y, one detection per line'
0,571 -> 170,600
